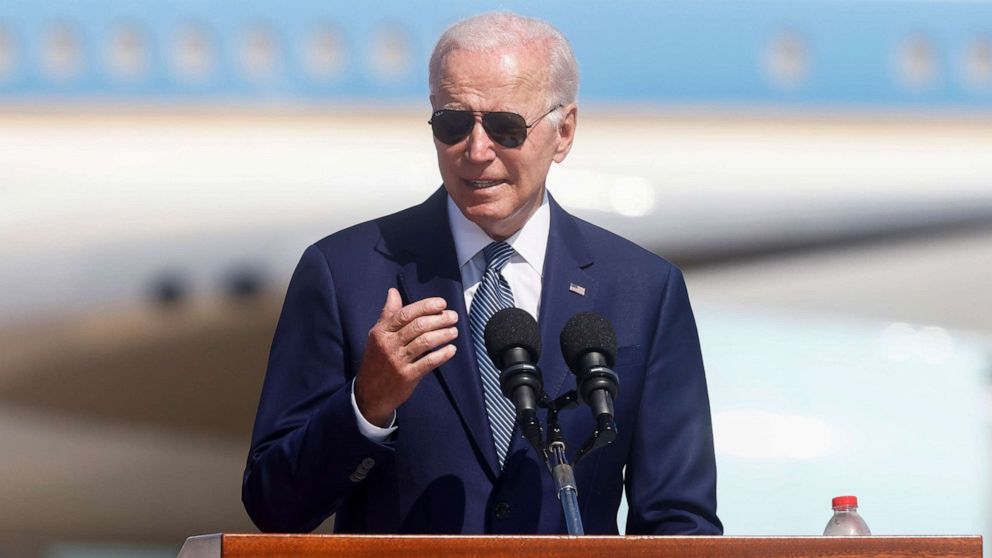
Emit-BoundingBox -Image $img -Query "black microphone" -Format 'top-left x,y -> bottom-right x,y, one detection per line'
484,307 -> 545,454
560,312 -> 619,449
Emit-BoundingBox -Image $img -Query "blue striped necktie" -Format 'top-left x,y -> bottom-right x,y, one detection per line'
468,241 -> 518,469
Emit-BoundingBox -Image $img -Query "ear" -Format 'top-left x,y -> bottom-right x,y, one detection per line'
552,103 -> 578,164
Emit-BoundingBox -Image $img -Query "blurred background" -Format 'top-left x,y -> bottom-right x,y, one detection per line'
1,0 -> 990,557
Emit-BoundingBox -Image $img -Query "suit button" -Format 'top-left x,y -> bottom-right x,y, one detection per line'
494,502 -> 511,520
361,457 -> 376,469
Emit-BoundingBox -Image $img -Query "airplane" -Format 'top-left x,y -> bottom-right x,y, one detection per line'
0,1 -> 990,556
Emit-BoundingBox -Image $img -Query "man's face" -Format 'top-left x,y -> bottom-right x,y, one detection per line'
432,46 -> 576,240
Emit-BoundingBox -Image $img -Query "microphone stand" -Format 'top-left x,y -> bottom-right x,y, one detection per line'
517,379 -> 619,535
541,391 -> 584,535
550,442 -> 582,535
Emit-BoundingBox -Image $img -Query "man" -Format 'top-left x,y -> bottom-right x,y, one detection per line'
243,12 -> 721,535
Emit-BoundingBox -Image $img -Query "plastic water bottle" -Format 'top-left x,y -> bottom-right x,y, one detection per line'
823,495 -> 871,535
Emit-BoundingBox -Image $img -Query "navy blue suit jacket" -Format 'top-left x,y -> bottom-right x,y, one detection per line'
243,188 -> 721,535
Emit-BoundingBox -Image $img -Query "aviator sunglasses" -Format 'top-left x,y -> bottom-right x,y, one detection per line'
429,104 -> 563,148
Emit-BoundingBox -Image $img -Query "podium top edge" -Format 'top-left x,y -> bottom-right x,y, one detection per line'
177,534 -> 981,558
209,534 -> 982,540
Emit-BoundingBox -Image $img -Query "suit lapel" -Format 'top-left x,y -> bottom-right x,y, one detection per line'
506,196 -> 598,459
378,188 -> 501,478
538,196 -> 598,398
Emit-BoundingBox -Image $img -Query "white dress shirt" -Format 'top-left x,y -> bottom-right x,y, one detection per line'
352,190 -> 551,442
447,192 -> 549,321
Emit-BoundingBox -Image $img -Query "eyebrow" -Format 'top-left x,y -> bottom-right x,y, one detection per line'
436,105 -> 528,114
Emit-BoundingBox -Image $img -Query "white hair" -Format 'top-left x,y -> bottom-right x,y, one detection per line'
428,12 -> 579,126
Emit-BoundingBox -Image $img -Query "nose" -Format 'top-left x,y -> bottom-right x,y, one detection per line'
464,116 -> 496,163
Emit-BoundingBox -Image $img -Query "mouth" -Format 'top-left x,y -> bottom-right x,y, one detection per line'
464,179 -> 506,189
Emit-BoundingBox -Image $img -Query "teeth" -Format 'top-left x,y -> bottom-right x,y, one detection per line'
468,180 -> 503,188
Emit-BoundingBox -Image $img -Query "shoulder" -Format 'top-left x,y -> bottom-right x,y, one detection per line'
559,207 -> 680,283
309,218 -> 381,259
308,193 -> 442,264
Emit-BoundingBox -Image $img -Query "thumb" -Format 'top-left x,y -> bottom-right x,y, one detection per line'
381,287 -> 403,317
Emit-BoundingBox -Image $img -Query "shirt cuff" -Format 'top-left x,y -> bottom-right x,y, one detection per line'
351,379 -> 398,442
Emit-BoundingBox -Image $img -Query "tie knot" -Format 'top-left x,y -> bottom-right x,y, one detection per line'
483,241 -> 514,272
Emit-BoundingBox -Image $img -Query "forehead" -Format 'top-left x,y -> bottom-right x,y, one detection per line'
435,47 -> 548,110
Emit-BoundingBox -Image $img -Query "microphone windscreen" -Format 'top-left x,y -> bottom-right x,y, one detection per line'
484,307 -> 542,366
560,311 -> 617,371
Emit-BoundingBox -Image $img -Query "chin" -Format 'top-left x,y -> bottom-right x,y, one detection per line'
445,184 -> 529,237
470,208 -> 527,240
464,205 -> 507,228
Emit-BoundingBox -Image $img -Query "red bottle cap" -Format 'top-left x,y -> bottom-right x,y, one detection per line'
832,495 -> 858,509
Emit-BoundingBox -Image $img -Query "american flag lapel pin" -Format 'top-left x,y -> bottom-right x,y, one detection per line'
569,283 -> 586,296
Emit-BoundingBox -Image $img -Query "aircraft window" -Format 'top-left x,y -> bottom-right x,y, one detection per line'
963,36 -> 992,91
173,23 -> 216,82
42,22 -> 83,81
304,23 -> 346,81
239,22 -> 280,83
370,22 -> 412,83
764,29 -> 810,90
106,23 -> 149,81
0,24 -> 16,81
896,33 -> 938,91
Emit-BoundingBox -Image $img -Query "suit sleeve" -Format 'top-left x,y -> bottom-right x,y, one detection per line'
624,265 -> 723,535
242,244 -> 394,533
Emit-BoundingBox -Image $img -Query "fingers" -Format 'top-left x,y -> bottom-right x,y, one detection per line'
396,309 -> 459,345
381,292 -> 458,364
403,322 -> 459,360
382,295 -> 449,332
409,343 -> 457,377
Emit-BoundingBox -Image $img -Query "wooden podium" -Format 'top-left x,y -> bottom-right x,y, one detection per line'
177,534 -> 981,558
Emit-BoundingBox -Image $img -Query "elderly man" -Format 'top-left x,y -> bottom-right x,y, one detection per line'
243,12 -> 721,535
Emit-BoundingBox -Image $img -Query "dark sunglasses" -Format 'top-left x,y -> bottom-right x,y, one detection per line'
428,104 -> 563,148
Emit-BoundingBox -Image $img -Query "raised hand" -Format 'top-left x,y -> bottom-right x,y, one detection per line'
354,288 -> 459,427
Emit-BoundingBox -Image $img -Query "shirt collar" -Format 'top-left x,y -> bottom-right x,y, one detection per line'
447,190 -> 550,277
